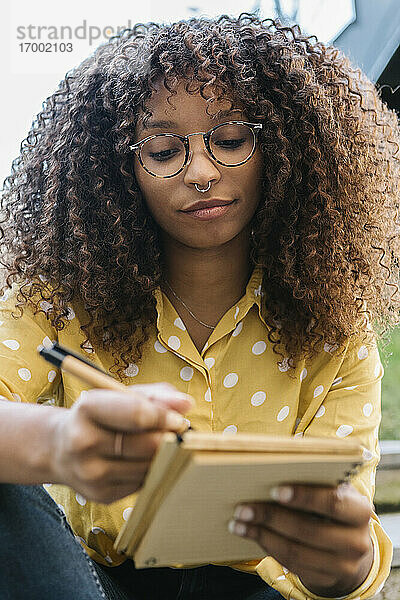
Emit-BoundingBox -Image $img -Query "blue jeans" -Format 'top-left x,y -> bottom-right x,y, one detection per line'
0,484 -> 285,600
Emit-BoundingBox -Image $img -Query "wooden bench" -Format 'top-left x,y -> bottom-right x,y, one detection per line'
377,441 -> 400,567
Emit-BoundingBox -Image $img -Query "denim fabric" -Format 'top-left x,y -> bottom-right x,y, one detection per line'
0,484 -> 284,600
94,560 -> 286,600
0,483 -> 106,600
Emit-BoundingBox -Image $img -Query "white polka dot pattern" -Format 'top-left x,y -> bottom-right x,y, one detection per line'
204,357 -> 215,369
75,493 -> 86,506
40,300 -> 53,313
363,403 -> 373,417
174,317 -> 186,331
48,370 -> 57,382
251,391 -> 266,406
154,340 -> 167,353
313,385 -> 324,398
336,424 -> 353,438
344,385 -> 358,391
358,346 -> 368,360
0,261 -> 384,584
278,358 -> 290,372
362,448 -> 373,461
223,425 -> 238,434
124,364 -> 139,377
180,366 -> 194,381
277,406 -> 290,422
167,336 -> 181,350
11,393 -> 21,402
252,340 -> 266,355
42,336 -> 53,348
223,372 -> 238,388
91,527 -> 105,535
66,307 -> 75,320
232,321 -> 243,337
2,339 -> 20,350
123,507 -> 133,521
324,343 -> 338,353
18,368 -> 31,381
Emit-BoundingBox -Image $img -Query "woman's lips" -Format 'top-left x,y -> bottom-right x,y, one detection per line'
182,200 -> 236,220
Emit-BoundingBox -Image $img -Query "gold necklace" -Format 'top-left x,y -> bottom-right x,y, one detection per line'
163,279 -> 216,330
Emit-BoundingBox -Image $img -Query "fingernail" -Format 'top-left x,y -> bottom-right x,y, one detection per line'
233,505 -> 254,521
166,411 -> 186,431
270,486 -> 293,503
228,519 -> 247,536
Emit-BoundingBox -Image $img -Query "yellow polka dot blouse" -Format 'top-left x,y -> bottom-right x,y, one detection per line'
0,266 -> 392,600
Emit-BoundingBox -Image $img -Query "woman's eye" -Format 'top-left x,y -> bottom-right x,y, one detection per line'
149,148 -> 180,162
214,137 -> 246,149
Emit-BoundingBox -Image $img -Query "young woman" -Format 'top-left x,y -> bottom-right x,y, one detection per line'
0,14 -> 399,600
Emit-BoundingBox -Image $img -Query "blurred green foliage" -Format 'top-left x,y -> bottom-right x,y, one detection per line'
379,328 -> 400,440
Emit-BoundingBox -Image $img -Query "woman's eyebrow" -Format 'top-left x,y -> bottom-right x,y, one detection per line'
143,119 -> 177,130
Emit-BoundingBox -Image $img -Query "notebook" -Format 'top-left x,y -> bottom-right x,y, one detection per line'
114,431 -> 364,568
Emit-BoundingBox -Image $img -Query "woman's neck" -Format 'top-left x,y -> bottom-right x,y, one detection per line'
160,231 -> 253,318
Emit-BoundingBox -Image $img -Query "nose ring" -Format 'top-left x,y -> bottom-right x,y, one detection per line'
194,181 -> 212,193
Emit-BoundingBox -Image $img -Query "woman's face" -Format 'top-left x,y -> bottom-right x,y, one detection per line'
133,81 -> 263,249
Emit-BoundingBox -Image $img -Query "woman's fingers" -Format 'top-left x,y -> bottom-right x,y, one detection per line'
76,456 -> 151,487
50,383 -> 193,504
76,390 -> 187,433
229,484 -> 374,596
128,382 -> 194,413
264,483 -> 372,526
103,430 -> 164,460
232,501 -> 371,556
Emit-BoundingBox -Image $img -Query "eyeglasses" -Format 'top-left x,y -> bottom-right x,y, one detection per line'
129,121 -> 263,178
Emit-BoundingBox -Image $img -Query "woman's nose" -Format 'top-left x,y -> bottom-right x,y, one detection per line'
183,138 -> 221,188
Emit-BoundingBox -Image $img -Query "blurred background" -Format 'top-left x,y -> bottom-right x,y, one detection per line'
0,0 -> 399,440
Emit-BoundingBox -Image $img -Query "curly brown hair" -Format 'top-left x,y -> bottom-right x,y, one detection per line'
1,14 -> 400,381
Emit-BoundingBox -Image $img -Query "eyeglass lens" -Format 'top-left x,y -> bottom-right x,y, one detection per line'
139,123 -> 255,177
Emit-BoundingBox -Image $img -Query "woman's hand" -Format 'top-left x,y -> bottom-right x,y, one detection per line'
229,483 -> 374,598
48,383 -> 193,504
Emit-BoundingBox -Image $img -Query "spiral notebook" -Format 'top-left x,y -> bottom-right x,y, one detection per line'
114,431 -> 364,568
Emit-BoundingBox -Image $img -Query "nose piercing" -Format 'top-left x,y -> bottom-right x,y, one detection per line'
194,181 -> 212,193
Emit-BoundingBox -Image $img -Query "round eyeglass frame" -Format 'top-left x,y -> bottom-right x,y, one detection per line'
129,120 -> 263,179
